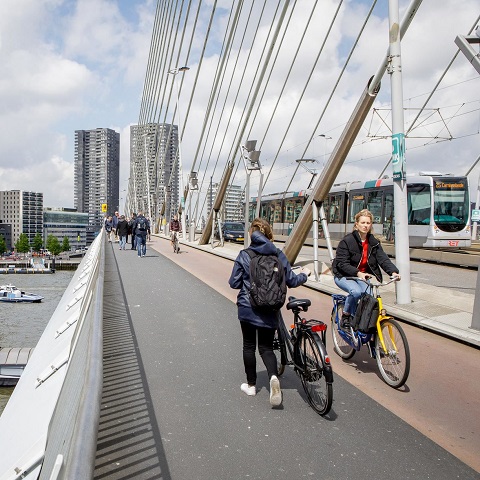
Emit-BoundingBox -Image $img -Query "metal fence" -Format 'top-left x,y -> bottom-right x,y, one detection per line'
0,231 -> 105,480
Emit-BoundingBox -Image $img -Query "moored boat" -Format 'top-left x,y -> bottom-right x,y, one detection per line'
0,285 -> 43,303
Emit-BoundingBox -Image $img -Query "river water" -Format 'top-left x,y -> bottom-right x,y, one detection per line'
0,270 -> 75,414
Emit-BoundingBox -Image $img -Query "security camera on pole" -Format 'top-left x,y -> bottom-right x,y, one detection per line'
388,0 -> 411,304
241,140 -> 262,249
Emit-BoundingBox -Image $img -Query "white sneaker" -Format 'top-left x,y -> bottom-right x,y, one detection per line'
269,375 -> 282,407
241,383 -> 256,396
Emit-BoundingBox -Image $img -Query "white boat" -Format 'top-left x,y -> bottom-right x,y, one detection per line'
0,285 -> 43,303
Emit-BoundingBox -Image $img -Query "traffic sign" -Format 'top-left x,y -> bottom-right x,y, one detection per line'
472,209 -> 480,222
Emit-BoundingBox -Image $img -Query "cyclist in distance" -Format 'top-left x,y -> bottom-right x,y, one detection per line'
170,214 -> 181,247
332,208 -> 400,329
228,217 -> 311,407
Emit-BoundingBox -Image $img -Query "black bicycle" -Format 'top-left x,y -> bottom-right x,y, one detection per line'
273,296 -> 333,415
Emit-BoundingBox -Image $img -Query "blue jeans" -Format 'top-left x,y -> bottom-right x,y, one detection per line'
119,235 -> 127,250
334,276 -> 367,316
136,234 -> 147,256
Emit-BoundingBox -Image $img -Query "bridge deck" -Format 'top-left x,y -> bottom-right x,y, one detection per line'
93,239 -> 480,479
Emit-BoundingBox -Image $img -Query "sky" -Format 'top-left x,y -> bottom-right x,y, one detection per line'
0,0 -> 478,210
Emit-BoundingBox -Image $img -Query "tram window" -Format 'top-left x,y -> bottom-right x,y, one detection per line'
349,194 -> 366,223
325,194 -> 342,223
274,201 -> 282,223
383,192 -> 394,241
434,190 -> 468,224
407,185 -> 431,225
366,191 -> 383,224
285,198 -> 303,223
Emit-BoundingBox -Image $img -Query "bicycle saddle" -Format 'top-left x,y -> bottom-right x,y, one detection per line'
286,297 -> 311,311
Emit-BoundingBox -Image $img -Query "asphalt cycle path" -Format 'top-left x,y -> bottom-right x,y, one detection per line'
93,238 -> 479,479
149,236 -> 480,475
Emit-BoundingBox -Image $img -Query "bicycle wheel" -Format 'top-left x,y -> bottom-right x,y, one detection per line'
375,318 -> 410,388
273,329 -> 287,376
298,332 -> 333,415
331,306 -> 355,360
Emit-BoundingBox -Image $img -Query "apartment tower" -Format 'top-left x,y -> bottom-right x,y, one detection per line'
74,128 -> 120,243
129,123 -> 179,227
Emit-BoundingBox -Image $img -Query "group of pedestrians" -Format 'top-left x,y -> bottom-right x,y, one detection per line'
104,211 -> 151,258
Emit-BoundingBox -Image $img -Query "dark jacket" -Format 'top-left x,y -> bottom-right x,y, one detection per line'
332,230 -> 399,282
170,219 -> 181,232
104,219 -> 114,232
228,231 -> 308,328
134,215 -> 149,236
116,219 -> 129,237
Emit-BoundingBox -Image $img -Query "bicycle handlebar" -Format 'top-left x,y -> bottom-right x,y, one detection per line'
344,276 -> 400,287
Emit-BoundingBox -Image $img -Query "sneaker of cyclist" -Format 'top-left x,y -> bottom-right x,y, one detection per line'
170,214 -> 181,246
332,209 -> 400,329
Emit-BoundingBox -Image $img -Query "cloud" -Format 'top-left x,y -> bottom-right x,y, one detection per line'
0,0 -> 155,207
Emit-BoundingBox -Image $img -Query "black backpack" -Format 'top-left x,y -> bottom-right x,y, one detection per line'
352,293 -> 379,333
137,217 -> 147,231
245,249 -> 287,311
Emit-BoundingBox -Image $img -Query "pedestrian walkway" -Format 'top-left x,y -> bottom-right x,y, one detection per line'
169,234 -> 480,348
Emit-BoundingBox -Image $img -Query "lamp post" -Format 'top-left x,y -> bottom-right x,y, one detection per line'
241,140 -> 262,248
168,66 -> 189,239
318,134 -> 332,168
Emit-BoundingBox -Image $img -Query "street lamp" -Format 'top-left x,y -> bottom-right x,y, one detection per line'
318,134 -> 332,168
168,66 -> 189,239
241,140 -> 262,248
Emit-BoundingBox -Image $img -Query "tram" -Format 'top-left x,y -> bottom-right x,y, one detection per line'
250,173 -> 471,248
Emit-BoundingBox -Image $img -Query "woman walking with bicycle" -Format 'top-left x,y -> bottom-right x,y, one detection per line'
229,218 -> 310,407
332,209 -> 400,329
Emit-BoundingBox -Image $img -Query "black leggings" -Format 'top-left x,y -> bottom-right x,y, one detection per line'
240,321 -> 278,386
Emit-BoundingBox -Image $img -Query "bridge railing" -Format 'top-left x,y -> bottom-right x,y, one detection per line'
0,231 -> 105,480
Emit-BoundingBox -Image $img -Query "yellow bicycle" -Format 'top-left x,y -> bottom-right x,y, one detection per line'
331,277 -> 410,388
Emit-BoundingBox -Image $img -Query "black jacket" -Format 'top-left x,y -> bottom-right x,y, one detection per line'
116,219 -> 129,237
332,230 -> 399,282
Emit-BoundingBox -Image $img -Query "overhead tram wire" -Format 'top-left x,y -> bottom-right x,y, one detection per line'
405,14 -> 480,138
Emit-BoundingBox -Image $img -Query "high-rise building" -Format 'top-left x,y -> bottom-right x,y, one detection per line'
0,190 -> 43,246
74,128 -> 120,243
206,182 -> 244,222
128,123 -> 179,227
